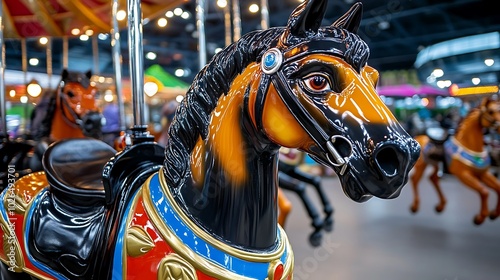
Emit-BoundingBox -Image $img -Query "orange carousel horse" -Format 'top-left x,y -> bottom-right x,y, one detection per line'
28,69 -> 102,171
410,95 -> 500,225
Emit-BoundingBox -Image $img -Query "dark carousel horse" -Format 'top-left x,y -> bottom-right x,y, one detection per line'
410,95 -> 500,225
277,148 -> 333,247
0,1 -> 420,279
28,69 -> 103,171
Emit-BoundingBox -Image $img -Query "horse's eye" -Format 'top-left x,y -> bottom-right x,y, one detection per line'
302,74 -> 331,93
67,91 -> 75,98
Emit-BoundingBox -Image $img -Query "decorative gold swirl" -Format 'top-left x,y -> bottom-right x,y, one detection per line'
126,226 -> 155,257
157,253 -> 198,280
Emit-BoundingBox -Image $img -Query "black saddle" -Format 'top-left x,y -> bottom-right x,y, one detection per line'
424,127 -> 450,163
426,127 -> 450,144
28,138 -> 165,279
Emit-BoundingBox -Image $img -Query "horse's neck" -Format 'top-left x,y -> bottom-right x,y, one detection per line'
50,101 -> 84,141
171,70 -> 279,250
455,113 -> 484,152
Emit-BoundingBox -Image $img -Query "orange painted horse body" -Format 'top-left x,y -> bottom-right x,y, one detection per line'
410,96 -> 500,225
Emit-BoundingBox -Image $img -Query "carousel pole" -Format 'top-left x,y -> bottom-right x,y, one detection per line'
224,2 -> 232,46
46,38 -> 52,90
126,0 -> 151,142
92,34 -> 99,75
62,36 -> 68,69
196,0 -> 207,70
112,0 -> 126,131
21,38 -> 29,135
260,0 -> 269,30
232,0 -> 241,41
0,1 -> 6,139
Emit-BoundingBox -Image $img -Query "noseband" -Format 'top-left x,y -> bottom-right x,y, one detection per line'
260,42 -> 355,175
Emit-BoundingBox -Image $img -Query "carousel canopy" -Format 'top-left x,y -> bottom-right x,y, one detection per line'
3,0 -> 188,38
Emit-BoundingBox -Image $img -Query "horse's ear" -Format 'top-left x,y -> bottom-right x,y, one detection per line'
287,0 -> 328,37
85,70 -> 92,80
332,2 -> 363,34
62,69 -> 69,80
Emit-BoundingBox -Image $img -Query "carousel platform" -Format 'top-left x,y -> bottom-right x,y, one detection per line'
284,169 -> 500,280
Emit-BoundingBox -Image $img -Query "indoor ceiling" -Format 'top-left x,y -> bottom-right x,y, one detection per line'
3,0 -> 499,91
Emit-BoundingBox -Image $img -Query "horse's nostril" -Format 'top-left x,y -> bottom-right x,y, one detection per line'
374,145 -> 399,177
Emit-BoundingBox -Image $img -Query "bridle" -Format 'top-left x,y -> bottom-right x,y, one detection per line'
258,39 -> 358,175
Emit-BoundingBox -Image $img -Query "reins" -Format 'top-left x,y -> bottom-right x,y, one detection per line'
259,46 -> 353,175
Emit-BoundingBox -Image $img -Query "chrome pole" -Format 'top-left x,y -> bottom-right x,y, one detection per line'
232,0 -> 241,41
224,3 -> 232,46
62,36 -> 68,69
260,0 -> 269,29
196,0 -> 207,70
46,38 -> 52,90
92,34 -> 99,75
127,0 -> 145,127
112,0 -> 126,131
0,2 -> 6,138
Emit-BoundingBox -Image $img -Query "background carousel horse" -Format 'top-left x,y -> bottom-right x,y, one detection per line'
0,0 -> 420,279
277,148 -> 334,247
28,69 -> 103,171
410,95 -> 500,225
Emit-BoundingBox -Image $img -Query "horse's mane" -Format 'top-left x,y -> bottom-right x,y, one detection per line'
164,28 -> 283,186
33,89 -> 57,141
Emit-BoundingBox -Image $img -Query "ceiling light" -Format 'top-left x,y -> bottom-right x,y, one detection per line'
71,28 -> 80,35
472,77 -> 480,85
29,58 -> 39,66
217,0 -> 227,8
116,10 -> 126,21
98,33 -> 108,40
144,82 -> 159,97
432,68 -> 444,78
85,29 -> 94,36
165,11 -> 174,18
249,4 -> 259,13
176,95 -> 184,102
27,82 -> 42,97
146,52 -> 157,60
181,12 -> 190,19
20,96 -> 28,104
9,90 -> 15,97
175,69 -> 185,77
39,37 -> 48,45
174,8 -> 183,16
157,18 -> 168,27
80,34 -> 89,41
484,58 -> 495,67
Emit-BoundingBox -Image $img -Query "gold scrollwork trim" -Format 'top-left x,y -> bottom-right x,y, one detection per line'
156,168 -> 285,261
126,226 -> 155,257
143,172 -> 294,280
157,253 -> 198,280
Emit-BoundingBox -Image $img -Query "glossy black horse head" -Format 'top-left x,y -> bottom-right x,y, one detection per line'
256,0 -> 420,201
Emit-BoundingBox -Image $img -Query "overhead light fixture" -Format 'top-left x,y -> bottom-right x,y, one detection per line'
472,77 -> 481,85
484,58 -> 495,67
116,10 -> 127,21
157,18 -> 168,27
29,58 -> 39,66
176,95 -> 184,102
146,52 -> 157,60
39,37 -> 48,45
249,4 -> 259,13
71,28 -> 80,35
217,0 -> 228,8
98,33 -> 108,40
27,80 -> 42,97
144,82 -> 159,97
9,90 -> 15,97
181,12 -> 190,19
165,11 -> 174,18
432,68 -> 444,78
174,8 -> 183,16
20,96 -> 28,104
80,34 -> 89,41
175,69 -> 185,77
85,29 -> 94,36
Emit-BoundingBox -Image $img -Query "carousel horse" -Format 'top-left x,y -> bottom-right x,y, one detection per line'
410,95 -> 500,225
0,0 -> 420,279
278,148 -> 333,247
28,69 -> 103,171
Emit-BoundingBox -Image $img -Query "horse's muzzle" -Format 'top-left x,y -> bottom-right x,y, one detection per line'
81,111 -> 104,139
